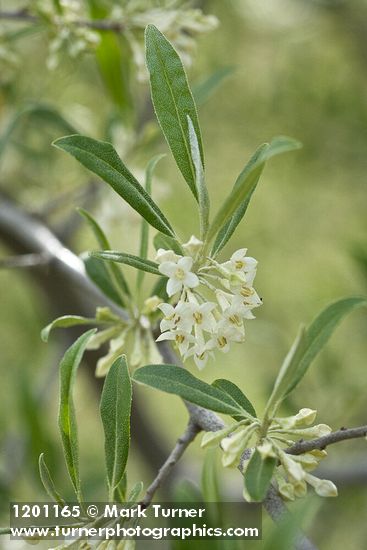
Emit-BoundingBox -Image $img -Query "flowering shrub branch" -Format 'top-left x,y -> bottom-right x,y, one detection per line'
0,11 -> 366,550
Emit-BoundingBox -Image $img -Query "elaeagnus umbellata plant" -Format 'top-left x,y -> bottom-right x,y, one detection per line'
3,17 -> 366,550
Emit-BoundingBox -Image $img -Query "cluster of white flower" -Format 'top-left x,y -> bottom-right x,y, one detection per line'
202,408 -> 338,500
155,236 -> 262,369
112,3 -> 218,81
34,0 -> 100,70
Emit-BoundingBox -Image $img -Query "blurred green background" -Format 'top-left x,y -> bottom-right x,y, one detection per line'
1,1 -> 366,549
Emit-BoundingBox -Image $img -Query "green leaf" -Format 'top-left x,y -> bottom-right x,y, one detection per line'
83,254 -> 124,306
193,66 -> 235,106
78,208 -> 130,298
153,232 -> 184,255
207,136 -> 302,244
137,154 -> 165,291
53,135 -> 175,237
92,251 -> 161,276
133,364 -> 244,416
100,356 -> 132,500
39,454 -> 66,506
41,315 -> 104,343
58,329 -> 96,501
211,145 -> 267,257
128,481 -> 144,503
145,24 -> 203,199
244,449 -> 277,502
266,296 -> 367,415
212,379 -> 257,419
187,116 -> 210,239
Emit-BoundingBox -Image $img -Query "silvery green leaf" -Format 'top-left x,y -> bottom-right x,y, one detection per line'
91,251 -> 161,276
100,356 -> 132,500
58,329 -> 96,501
211,144 -> 268,257
187,116 -> 210,239
128,481 -> 144,503
41,315 -> 105,343
266,296 -> 367,416
39,453 -> 66,506
145,24 -> 203,200
133,364 -> 244,416
137,154 -> 165,291
207,136 -> 302,244
53,135 -> 175,237
244,449 -> 277,502
212,379 -> 257,420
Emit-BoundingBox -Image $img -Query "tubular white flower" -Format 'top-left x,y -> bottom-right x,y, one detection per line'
305,474 -> 338,497
273,408 -> 317,430
156,329 -> 195,355
155,240 -> 261,368
207,319 -> 244,353
278,450 -> 305,482
182,235 -> 203,256
155,248 -> 180,264
184,334 -> 215,369
158,301 -> 193,333
159,256 -> 199,296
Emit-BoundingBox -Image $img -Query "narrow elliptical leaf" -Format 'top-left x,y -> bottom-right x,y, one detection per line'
211,144 -> 268,256
212,379 -> 257,419
58,329 -> 96,501
91,251 -> 161,276
100,356 -> 132,500
266,296 -> 367,416
187,116 -> 210,239
145,24 -> 204,199
133,364 -> 244,416
53,135 -> 175,237
244,449 -> 277,502
41,315 -> 105,343
137,154 -> 165,291
207,136 -> 302,244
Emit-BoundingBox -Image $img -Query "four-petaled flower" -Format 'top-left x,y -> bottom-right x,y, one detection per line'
158,256 -> 199,297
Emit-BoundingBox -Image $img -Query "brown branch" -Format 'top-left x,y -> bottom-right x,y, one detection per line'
287,425 -> 367,456
141,420 -> 200,507
0,9 -> 126,33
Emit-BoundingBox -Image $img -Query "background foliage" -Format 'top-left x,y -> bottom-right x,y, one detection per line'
1,1 -> 366,548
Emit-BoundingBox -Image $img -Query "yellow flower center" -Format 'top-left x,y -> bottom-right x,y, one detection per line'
175,268 -> 186,280
193,312 -> 203,324
240,286 -> 254,297
229,314 -> 241,326
235,260 -> 245,270
217,336 -> 227,348
175,334 -> 185,344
